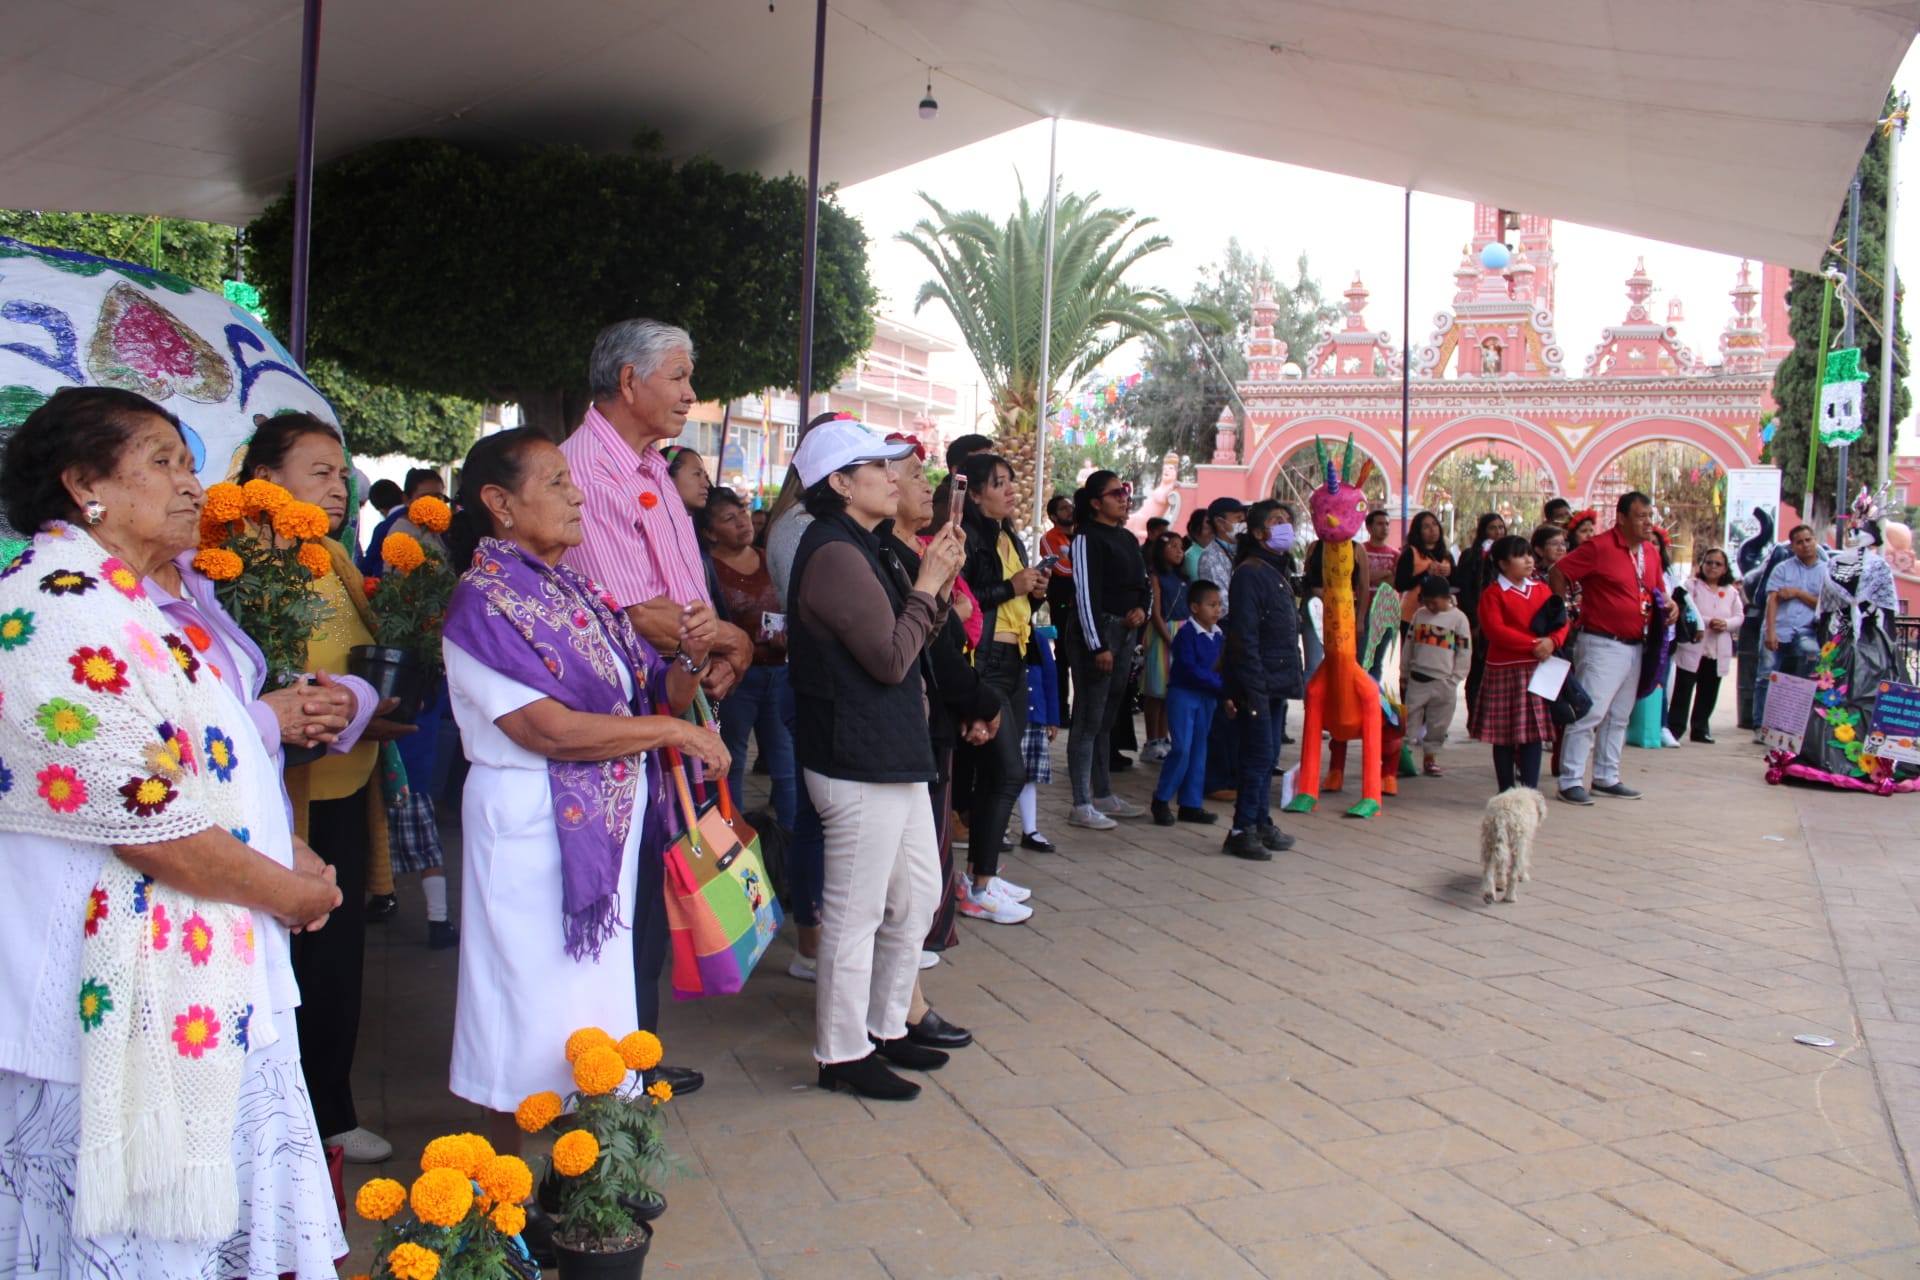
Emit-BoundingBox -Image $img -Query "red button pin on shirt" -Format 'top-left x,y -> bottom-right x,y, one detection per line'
638,492 -> 659,510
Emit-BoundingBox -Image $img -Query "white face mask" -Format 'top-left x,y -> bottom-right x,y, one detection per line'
1229,521 -> 1247,537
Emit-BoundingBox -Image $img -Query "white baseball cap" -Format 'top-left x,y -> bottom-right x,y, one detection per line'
791,417 -> 917,488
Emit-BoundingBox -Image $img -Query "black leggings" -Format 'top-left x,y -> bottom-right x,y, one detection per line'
1492,742 -> 1543,792
967,640 -> 1028,880
293,787 -> 371,1138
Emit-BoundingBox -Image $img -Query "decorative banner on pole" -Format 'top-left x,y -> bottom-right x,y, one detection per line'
1722,466 -> 1782,556
1818,346 -> 1870,447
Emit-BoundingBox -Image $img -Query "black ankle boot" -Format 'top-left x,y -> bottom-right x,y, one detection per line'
1150,799 -> 1175,826
871,1036 -> 949,1071
1177,805 -> 1218,824
818,1053 -> 920,1100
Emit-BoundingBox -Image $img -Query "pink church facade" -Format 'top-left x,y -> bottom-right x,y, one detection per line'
1180,205 -> 1793,521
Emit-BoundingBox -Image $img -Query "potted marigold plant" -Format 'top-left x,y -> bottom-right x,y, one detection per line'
194,479 -> 337,688
516,1026 -> 682,1278
352,1133 -> 540,1280
354,495 -> 456,721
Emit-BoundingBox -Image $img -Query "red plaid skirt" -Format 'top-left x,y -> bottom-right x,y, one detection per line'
1475,661 -> 1555,745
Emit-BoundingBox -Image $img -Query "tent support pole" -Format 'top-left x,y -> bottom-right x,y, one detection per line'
289,0 -> 322,365
1033,116 -> 1059,542
1879,99 -> 1905,492
1400,188 -> 1412,540
796,0 -> 827,432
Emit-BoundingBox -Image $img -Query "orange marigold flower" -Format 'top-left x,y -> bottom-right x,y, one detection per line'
192,548 -> 243,582
198,514 -> 231,548
573,1044 -> 627,1096
647,1080 -> 673,1107
490,1202 -> 528,1237
241,479 -> 292,517
477,1153 -> 533,1205
296,541 -> 332,579
618,1029 -> 663,1072
420,1132 -> 491,1178
202,482 -> 246,523
273,501 -> 331,542
408,494 -> 453,534
386,1241 -> 440,1280
353,1176 -> 406,1221
382,532 -> 426,574
514,1090 -> 563,1133
410,1166 -> 474,1228
564,1027 -> 615,1064
551,1129 -> 599,1177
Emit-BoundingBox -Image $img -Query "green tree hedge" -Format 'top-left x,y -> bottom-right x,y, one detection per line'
246,137 -> 876,436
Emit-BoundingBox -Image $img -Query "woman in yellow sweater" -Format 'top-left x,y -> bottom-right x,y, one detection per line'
242,413 -> 414,1163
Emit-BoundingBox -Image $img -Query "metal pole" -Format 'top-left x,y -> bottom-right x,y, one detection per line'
794,0 -> 827,433
1838,174 -> 1861,544
1803,275 -> 1836,523
1400,188 -> 1412,541
1032,117 -> 1060,543
288,0 -> 323,366
1879,97 -> 1906,492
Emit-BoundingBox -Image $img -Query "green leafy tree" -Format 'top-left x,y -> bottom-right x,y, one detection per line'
898,181 -> 1178,527
1768,90 -> 1910,524
246,137 -> 876,437
1095,244 -> 1339,463
0,209 -> 483,462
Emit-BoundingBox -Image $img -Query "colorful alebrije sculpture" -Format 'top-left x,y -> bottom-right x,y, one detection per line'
1285,436 -> 1385,819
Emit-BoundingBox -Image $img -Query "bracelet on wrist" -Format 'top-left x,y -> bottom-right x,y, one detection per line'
676,650 -> 708,675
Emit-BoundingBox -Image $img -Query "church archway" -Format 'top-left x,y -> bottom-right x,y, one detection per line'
1411,436 -> 1559,548
1585,438 -> 1727,563
1247,415 -> 1404,505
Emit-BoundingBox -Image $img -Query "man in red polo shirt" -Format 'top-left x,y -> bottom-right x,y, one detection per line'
1548,491 -> 1676,805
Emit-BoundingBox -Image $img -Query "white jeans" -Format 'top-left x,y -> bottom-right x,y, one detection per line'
1558,634 -> 1642,791
805,770 -> 940,1065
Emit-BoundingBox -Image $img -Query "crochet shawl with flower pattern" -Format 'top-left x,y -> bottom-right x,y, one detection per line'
0,523 -> 259,1241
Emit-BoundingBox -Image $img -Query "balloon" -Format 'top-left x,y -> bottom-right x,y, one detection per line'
1480,242 -> 1512,271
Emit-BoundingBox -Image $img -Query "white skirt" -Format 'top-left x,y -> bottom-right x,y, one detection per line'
0,1007 -> 345,1279
449,761 -> 644,1113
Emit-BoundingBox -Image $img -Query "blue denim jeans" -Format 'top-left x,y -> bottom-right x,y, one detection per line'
1233,695 -> 1285,831
1154,687 -> 1216,808
1752,624 -> 1822,726
720,663 -> 798,832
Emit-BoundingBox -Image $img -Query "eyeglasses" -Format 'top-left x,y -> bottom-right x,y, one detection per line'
1100,488 -> 1127,499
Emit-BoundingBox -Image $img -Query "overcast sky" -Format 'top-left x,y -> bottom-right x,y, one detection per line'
837,40 -> 1920,454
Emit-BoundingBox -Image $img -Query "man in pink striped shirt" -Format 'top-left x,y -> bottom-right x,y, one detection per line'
561,319 -> 751,700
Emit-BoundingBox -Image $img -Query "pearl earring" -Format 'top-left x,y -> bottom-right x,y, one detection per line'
83,500 -> 106,526
503,515 -> 514,530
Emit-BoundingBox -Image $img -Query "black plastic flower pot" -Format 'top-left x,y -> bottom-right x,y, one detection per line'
346,643 -> 423,723
553,1219 -> 652,1280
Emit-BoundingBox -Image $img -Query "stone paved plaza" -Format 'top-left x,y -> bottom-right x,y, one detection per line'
345,704 -> 1920,1278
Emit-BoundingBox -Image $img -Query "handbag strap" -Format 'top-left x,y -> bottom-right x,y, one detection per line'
680,689 -> 741,828
663,747 -> 704,847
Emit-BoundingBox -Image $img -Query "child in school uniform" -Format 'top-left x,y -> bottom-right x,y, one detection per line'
1015,623 -> 1061,851
1474,536 -> 1569,793
1151,580 -> 1226,826
1403,574 -> 1472,777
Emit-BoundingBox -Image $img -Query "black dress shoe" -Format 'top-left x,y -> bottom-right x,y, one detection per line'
906,1008 -> 973,1049
1257,823 -> 1296,852
1222,829 -> 1273,861
1177,806 -> 1218,825
1020,831 -> 1055,852
364,893 -> 398,923
646,1064 -> 704,1095
871,1036 -> 949,1071
818,1053 -> 920,1100
1691,733 -> 1716,744
1150,799 -> 1175,826
1109,752 -> 1134,771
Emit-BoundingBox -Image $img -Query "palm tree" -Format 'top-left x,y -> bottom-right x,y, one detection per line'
898,181 -> 1179,526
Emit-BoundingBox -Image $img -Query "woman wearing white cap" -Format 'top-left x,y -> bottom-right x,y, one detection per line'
787,419 -> 966,1101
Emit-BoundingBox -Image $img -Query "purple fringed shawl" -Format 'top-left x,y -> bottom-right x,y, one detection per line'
442,537 -> 668,960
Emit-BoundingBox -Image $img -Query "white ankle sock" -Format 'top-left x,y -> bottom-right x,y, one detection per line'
1017,783 -> 1038,834
422,873 -> 449,923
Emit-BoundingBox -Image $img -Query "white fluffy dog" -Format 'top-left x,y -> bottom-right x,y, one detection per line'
1480,787 -> 1547,904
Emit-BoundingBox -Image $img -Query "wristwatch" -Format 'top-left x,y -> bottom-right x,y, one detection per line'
675,650 -> 708,676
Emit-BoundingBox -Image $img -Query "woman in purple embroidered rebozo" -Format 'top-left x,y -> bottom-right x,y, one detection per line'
437,429 -> 727,1150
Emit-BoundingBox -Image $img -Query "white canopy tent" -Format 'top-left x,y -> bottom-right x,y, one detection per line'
3,0 -> 1917,268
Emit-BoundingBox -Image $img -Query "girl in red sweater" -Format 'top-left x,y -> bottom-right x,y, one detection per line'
1475,535 -> 1570,792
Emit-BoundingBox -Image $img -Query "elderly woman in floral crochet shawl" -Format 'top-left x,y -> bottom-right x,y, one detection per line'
0,387 -> 345,1277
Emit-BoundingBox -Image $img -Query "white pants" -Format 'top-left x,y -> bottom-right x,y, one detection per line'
805,770 -> 940,1065
1558,634 -> 1642,791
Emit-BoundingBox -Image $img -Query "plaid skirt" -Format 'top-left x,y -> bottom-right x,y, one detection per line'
1022,719 -> 1053,785
387,789 -> 446,874
1475,661 -> 1555,745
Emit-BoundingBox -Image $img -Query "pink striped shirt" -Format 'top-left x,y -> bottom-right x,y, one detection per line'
559,405 -> 711,610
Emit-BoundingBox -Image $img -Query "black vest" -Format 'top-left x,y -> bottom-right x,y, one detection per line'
789,514 -> 938,784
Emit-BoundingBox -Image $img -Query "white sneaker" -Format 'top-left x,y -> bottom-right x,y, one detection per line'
988,875 -> 1031,903
788,952 -> 818,982
958,883 -> 1033,924
918,950 -> 941,970
1068,804 -> 1117,830
326,1126 -> 393,1164
1094,795 -> 1145,819
1661,728 -> 1681,748
1139,739 -> 1171,762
